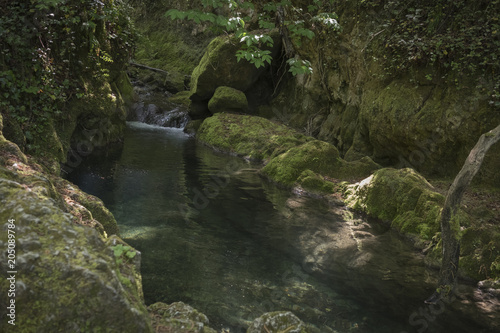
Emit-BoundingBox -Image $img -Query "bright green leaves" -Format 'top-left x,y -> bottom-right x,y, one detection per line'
165,0 -> 340,76
112,244 -> 137,266
287,58 -> 313,75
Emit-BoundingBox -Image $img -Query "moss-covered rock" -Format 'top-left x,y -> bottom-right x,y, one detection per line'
197,113 -> 311,161
344,168 -> 444,241
261,140 -> 380,187
0,178 -> 151,332
208,86 -> 248,114
148,302 -> 217,333
247,311 -> 308,333
190,33 -> 278,102
296,169 -> 335,194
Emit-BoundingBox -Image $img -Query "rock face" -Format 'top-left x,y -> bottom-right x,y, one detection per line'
269,3 -> 500,186
247,311 -> 308,333
208,86 -> 248,114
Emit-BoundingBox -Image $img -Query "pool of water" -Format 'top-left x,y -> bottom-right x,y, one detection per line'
66,122 -> 496,333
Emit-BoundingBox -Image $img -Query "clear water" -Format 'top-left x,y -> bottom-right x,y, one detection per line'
66,122 -> 496,333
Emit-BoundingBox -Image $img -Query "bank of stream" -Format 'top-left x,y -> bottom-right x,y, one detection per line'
65,118 -> 496,332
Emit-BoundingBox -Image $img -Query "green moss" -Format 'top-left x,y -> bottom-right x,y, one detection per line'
208,86 -> 248,114
262,140 -> 341,186
297,169 -> 335,194
345,168 -> 445,241
197,113 -> 311,161
262,140 -> 379,187
0,179 -> 151,332
168,91 -> 192,107
459,227 -> 500,281
190,34 -> 266,101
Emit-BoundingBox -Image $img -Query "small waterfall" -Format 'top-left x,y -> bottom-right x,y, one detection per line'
130,102 -> 190,128
127,82 -> 190,129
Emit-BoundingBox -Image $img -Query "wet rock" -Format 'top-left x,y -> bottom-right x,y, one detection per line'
247,311 -> 308,333
208,86 -> 248,114
149,302 -> 217,333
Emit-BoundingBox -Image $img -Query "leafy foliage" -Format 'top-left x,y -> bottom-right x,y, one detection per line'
367,0 -> 500,108
0,0 -> 135,154
164,0 -> 340,75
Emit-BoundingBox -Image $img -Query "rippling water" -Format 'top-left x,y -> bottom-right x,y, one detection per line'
66,122 -> 495,333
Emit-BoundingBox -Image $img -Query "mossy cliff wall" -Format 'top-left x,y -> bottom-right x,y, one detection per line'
0,0 -> 136,173
270,1 -> 500,186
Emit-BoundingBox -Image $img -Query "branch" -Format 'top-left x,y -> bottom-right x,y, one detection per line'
129,62 -> 170,74
426,123 -> 500,304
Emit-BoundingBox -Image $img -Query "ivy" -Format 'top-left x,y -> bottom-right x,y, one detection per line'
0,0 -> 136,155
369,0 -> 500,108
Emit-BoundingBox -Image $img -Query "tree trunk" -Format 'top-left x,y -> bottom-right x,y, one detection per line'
425,123 -> 500,304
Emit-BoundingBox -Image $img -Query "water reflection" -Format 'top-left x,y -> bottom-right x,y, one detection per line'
66,122 -> 496,333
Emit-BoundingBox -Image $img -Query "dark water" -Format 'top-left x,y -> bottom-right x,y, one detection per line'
66,122 -> 496,333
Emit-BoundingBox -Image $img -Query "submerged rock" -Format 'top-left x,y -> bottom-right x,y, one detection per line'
149,302 -> 217,333
247,311 -> 308,333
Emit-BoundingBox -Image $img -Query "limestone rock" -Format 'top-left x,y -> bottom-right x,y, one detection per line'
247,311 -> 308,333
208,86 -> 248,114
344,168 -> 445,241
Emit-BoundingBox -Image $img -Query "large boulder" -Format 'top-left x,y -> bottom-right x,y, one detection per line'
190,32 -> 280,102
208,86 -> 248,114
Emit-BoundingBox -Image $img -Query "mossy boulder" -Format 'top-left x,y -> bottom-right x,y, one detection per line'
296,169 -> 335,194
247,311 -> 308,333
148,302 -> 217,333
344,168 -> 444,241
190,33 -> 278,102
261,140 -> 380,187
197,113 -> 311,161
0,178 -> 151,332
208,86 -> 248,114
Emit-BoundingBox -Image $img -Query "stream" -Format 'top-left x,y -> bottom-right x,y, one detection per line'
66,121 -> 497,333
